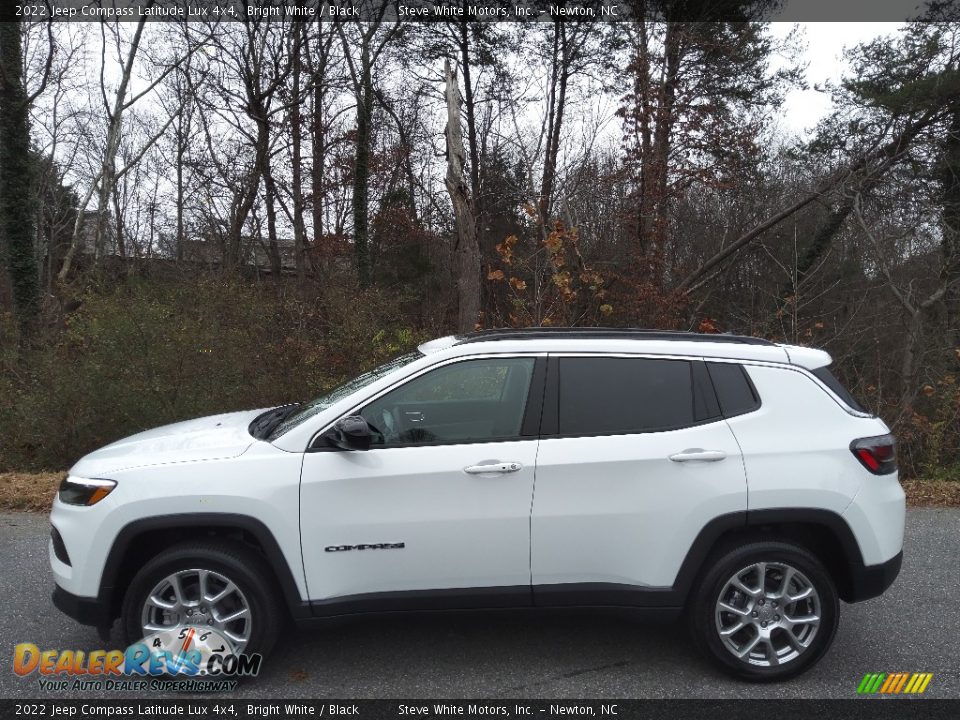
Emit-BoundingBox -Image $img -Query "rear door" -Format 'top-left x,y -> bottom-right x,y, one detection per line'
530,355 -> 748,602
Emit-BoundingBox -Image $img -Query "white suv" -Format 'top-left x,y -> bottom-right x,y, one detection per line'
49,328 -> 904,680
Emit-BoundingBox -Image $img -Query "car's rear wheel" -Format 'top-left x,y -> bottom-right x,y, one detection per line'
121,540 -> 283,659
689,541 -> 839,681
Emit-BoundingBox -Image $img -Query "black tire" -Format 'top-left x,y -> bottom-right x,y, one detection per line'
121,540 -> 284,660
688,540 -> 839,682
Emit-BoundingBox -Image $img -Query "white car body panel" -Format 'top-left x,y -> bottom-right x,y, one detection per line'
51,441 -> 305,600
300,440 -> 538,599
70,409 -> 265,477
841,472 -> 906,565
730,363 -> 880,515
531,419 -> 747,587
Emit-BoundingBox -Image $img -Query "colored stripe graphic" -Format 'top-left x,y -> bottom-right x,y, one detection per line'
857,672 -> 933,694
893,673 -> 909,693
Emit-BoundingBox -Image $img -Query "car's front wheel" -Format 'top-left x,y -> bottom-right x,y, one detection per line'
689,541 -> 839,681
121,540 -> 283,659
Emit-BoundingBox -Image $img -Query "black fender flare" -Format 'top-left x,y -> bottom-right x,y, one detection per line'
671,507 -> 873,603
99,513 -> 310,620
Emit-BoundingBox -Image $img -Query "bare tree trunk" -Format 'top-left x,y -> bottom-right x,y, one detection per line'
337,11 -> 396,287
174,85 -> 190,262
263,163 -> 282,281
939,107 -> 960,357
0,19 -> 41,343
352,73 -> 373,285
445,60 -> 480,333
540,22 -> 567,226
290,23 -> 308,287
111,180 -> 124,257
647,22 -> 681,258
308,25 -> 335,274
310,79 -> 325,271
457,21 -> 481,210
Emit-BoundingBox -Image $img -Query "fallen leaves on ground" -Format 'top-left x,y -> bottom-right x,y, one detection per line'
900,478 -> 960,508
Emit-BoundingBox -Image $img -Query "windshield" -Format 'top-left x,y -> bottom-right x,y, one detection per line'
268,351 -> 424,439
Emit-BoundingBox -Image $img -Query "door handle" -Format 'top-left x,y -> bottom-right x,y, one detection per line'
464,462 -> 523,474
668,448 -> 727,463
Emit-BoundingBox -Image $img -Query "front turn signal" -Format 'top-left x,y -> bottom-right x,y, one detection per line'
58,476 -> 117,506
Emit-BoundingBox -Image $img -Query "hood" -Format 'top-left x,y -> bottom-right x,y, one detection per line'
69,408 -> 270,478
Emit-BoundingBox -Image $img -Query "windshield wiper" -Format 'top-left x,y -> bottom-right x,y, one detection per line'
248,403 -> 301,440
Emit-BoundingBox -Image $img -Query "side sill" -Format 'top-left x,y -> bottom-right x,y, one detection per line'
295,605 -> 682,629
304,583 -> 685,622
309,586 -> 533,617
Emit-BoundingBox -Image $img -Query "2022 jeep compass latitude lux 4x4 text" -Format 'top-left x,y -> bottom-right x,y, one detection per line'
49,328 -> 904,681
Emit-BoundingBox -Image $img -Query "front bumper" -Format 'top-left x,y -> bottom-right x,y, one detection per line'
52,585 -> 112,629
845,550 -> 903,603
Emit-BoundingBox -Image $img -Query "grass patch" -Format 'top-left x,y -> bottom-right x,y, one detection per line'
1,472 -> 959,514
0,471 -> 64,513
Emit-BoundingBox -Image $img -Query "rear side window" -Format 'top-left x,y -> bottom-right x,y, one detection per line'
557,357 -> 695,435
706,362 -> 760,418
811,366 -> 868,413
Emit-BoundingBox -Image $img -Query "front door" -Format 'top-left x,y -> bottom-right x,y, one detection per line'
300,355 -> 544,611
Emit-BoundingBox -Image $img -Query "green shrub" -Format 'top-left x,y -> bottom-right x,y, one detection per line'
0,276 -> 426,471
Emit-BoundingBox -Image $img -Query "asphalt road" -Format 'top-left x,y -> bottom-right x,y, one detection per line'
1,509 -> 957,700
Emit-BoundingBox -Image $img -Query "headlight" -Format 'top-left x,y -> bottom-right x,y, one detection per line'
58,476 -> 117,506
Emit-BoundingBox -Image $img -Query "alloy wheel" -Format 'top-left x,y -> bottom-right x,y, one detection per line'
140,568 -> 252,653
714,561 -> 821,668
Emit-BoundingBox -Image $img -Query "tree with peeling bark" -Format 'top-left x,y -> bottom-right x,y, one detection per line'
445,59 -> 480,334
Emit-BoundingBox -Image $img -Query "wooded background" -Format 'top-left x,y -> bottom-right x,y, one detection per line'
0,2 -> 958,478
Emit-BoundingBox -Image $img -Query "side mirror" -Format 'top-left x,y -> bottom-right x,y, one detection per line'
327,415 -> 372,451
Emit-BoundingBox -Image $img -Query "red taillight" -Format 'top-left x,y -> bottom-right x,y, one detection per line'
850,434 -> 897,475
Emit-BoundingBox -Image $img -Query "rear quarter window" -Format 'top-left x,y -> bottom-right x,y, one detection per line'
811,366 -> 869,414
705,362 -> 761,418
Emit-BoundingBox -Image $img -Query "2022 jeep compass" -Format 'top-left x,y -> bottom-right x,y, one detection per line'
50,328 -> 904,680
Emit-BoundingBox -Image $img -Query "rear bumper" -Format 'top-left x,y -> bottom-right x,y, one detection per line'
52,585 -> 112,629
845,550 -> 902,603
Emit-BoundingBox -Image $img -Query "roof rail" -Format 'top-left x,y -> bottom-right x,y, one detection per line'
455,327 -> 775,346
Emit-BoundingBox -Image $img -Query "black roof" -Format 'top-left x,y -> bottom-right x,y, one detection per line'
456,327 -> 775,346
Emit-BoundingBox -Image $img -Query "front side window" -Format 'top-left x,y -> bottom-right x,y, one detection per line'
557,357 -> 695,436
360,357 -> 536,447
269,351 -> 423,439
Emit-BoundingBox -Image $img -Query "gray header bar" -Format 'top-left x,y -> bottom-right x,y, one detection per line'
4,0 -> 945,24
